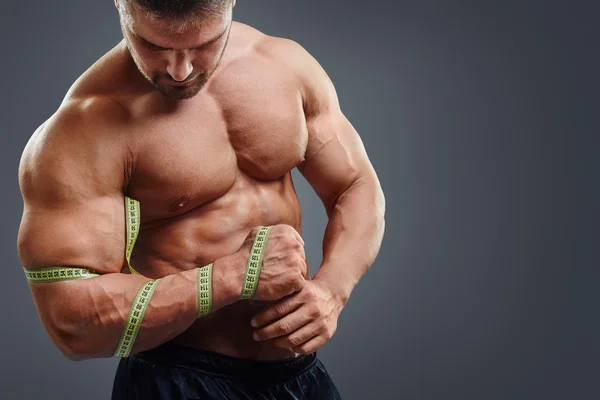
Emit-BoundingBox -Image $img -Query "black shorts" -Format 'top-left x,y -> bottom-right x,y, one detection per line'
111,341 -> 343,399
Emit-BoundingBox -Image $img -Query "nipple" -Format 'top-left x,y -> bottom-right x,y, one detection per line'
170,195 -> 191,212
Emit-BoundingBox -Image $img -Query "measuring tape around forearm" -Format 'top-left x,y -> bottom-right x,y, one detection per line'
240,226 -> 273,300
197,263 -> 213,317
22,199 -> 272,355
114,278 -> 161,357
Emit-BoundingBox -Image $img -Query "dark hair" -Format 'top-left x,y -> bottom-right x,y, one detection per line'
122,0 -> 231,20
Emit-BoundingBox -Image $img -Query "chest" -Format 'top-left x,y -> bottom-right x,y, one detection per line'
127,65 -> 308,219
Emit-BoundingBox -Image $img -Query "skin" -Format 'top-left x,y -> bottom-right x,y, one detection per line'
17,0 -> 385,361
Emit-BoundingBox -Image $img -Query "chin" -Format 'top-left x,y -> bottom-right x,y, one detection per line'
156,83 -> 205,100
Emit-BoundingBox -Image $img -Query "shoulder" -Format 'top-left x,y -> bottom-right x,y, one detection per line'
22,95 -> 128,159
254,31 -> 318,76
235,24 -> 336,108
261,38 -> 338,118
19,96 -> 130,198
232,22 -> 324,78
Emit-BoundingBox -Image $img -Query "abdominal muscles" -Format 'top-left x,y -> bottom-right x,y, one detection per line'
129,172 -> 304,359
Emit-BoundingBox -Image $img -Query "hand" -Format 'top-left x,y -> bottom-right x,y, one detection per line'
231,225 -> 309,302
249,280 -> 343,355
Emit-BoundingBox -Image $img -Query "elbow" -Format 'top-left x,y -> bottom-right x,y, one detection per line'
60,336 -> 95,362
29,279 -> 109,362
49,314 -> 96,362
53,326 -> 91,362
60,348 -> 88,362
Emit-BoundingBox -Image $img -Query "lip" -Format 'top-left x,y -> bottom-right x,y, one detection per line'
168,80 -> 193,87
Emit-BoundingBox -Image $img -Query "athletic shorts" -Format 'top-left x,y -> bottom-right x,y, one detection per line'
111,341 -> 343,399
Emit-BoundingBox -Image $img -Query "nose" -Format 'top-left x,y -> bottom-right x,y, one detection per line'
166,52 -> 193,82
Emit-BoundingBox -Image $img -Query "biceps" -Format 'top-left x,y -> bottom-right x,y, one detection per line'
299,113 -> 369,206
18,195 -> 126,273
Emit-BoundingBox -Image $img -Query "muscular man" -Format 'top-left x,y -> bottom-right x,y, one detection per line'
17,1 -> 385,398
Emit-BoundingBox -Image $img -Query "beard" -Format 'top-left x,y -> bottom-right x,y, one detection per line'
124,27 -> 231,101
151,71 -> 209,100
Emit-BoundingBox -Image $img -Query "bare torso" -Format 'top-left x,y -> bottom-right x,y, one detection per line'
70,22 -> 309,359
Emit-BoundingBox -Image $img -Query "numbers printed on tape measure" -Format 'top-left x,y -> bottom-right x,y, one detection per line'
125,197 -> 141,275
114,278 -> 161,358
197,264 -> 213,317
23,267 -> 100,283
240,226 -> 272,300
23,196 -> 142,282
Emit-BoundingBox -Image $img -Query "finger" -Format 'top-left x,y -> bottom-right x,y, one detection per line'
271,321 -> 320,349
252,307 -> 311,341
291,335 -> 326,355
251,293 -> 301,328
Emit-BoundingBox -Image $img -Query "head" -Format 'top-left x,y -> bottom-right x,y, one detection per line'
116,0 -> 236,100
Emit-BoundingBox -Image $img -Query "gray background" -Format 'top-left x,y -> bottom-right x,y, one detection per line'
1,0 -> 598,399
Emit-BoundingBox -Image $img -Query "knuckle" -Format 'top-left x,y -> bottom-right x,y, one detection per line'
274,303 -> 287,316
288,335 -> 302,347
310,304 -> 321,318
295,277 -> 306,291
289,256 -> 302,272
284,235 -> 296,248
278,322 -> 291,334
293,239 -> 304,251
305,284 -> 317,299
300,345 -> 312,354
293,253 -> 305,267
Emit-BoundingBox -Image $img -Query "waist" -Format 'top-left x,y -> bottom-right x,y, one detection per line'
132,340 -> 317,385
172,301 -> 300,360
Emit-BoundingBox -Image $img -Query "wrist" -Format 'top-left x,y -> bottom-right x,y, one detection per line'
312,273 -> 352,310
211,254 -> 242,310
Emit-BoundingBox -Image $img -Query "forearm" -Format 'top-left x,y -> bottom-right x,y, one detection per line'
32,258 -> 238,361
313,176 -> 385,305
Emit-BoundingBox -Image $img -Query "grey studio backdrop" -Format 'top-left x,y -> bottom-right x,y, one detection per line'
0,1 -> 598,399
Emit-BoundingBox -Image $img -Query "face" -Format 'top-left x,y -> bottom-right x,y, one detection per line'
119,2 -> 233,100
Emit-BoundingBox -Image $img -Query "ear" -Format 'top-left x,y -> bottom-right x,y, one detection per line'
114,0 -> 120,10
232,0 -> 237,7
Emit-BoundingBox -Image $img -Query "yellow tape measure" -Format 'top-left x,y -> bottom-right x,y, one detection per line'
240,226 -> 272,300
125,197 -> 142,275
197,263 -> 213,317
22,199 -> 273,356
114,278 -> 161,358
23,267 -> 100,283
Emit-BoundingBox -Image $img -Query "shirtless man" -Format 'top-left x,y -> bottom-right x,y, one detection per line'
17,0 -> 385,399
